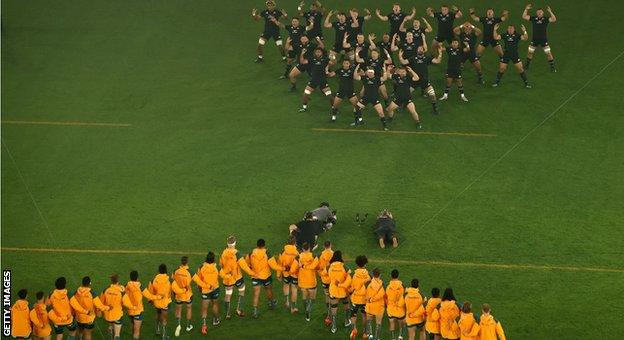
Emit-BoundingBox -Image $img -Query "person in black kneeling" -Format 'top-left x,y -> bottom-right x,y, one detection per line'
290,211 -> 323,250
374,209 -> 398,248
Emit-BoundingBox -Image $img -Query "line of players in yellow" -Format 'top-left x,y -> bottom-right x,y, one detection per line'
10,236 -> 506,340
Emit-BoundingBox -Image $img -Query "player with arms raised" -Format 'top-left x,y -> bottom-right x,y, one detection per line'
522,4 -> 557,72
439,39 -> 469,102
426,5 -> 463,50
469,7 -> 508,58
330,59 -> 359,122
252,1 -> 287,63
385,66 -> 423,129
298,47 -> 335,113
298,1 -> 325,41
324,11 -> 349,60
375,3 -> 416,40
398,45 -> 442,115
492,23 -> 531,88
353,65 -> 390,130
453,22 -> 484,84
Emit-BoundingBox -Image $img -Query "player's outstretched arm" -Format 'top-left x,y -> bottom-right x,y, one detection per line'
406,7 -> 417,20
271,17 -> 285,29
316,36 -> 325,50
407,66 -> 420,82
343,33 -> 351,49
422,17 -> 433,33
324,10 -> 334,28
398,50 -> 409,65
363,8 -> 372,20
453,6 -> 463,18
282,9 -> 288,20
354,47 -> 364,64
493,23 -> 502,41
422,34 -> 428,52
426,7 -> 435,18
501,9 -> 509,22
390,33 -> 399,51
353,64 -> 362,80
399,16 -> 408,32
520,24 -> 529,40
297,1 -> 305,17
431,46 -> 443,64
251,8 -> 260,21
522,4 -> 532,21
368,33 -> 377,49
383,49 -> 393,65
375,9 -> 388,21
547,6 -> 557,22
474,26 -> 482,36
469,8 -> 479,22
305,17 -> 315,31
452,24 -> 462,36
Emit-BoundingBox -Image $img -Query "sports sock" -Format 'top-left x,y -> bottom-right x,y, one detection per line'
331,107 -> 337,114
177,317 -> 181,326
549,58 -> 555,68
391,330 -> 396,339
331,313 -> 337,328
284,64 -> 291,77
202,317 -> 206,326
444,86 -> 450,94
459,85 -> 464,94
225,301 -> 231,315
496,71 -> 503,83
237,295 -> 243,310
374,323 -> 381,339
525,57 -> 531,67
520,71 -> 528,84
366,321 -> 372,335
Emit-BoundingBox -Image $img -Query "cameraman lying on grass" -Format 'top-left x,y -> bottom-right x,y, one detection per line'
374,209 -> 398,248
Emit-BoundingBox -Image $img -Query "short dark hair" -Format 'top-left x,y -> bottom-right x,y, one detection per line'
320,202 -> 329,207
431,287 -> 440,297
329,250 -> 343,263
110,274 -> 119,284
302,242 -> 310,251
181,256 -> 188,265
482,303 -> 491,313
287,235 -> 296,245
158,264 -> 167,274
411,278 -> 419,288
372,268 -> 381,278
324,240 -> 331,248
305,211 -> 314,219
36,291 -> 44,300
257,238 -> 266,247
355,255 -> 368,268
82,276 -> 91,287
206,252 -> 215,264
442,287 -> 456,301
17,289 -> 27,299
130,270 -> 139,281
55,277 -> 66,290
462,301 -> 472,313
391,270 -> 399,279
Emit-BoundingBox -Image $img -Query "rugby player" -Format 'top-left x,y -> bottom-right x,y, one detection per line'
405,278 -> 426,340
96,275 -> 125,340
399,17 -> 433,48
492,23 -> 531,88
425,288 -> 442,340
297,242 -> 319,321
347,8 -> 372,42
123,271 -> 147,340
458,302 -> 480,340
356,47 -> 392,106
385,65 -> 423,128
348,255 -> 370,340
311,201 -> 337,232
386,270 -> 407,340
10,289 -> 31,339
453,22 -> 484,84
30,291 -> 52,340
298,1 -> 325,40
324,10 -> 349,60
288,36 -> 325,92
278,236 -> 300,313
439,288 -> 460,340
378,33 -> 394,56
438,39 -> 469,102
522,4 -> 557,72
238,238 -> 283,319
343,33 -> 376,64
144,265 -> 172,339
375,4 -> 416,39
353,64 -> 390,130
397,45 -> 442,115
317,240 -> 334,325
363,268 -> 385,340
172,256 -> 193,336
478,304 -> 507,340
298,47 -> 335,113
391,31 -> 419,60
219,236 -> 246,319
252,1 -> 287,63
69,277 -> 98,340
192,252 -> 221,335
469,8 -> 508,58
327,250 -> 352,334
49,277 -> 77,340
373,209 -> 398,248
272,17 -> 307,79
426,5 -> 463,50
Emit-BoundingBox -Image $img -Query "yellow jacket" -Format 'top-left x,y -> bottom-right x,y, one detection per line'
220,248 -> 243,286
278,245 -> 299,278
317,249 -> 334,285
48,289 -> 73,326
349,268 -> 371,305
404,287 -> 425,325
364,277 -> 385,316
386,280 -> 406,318
143,274 -> 171,309
10,299 -> 31,338
172,265 -> 193,302
30,302 -> 52,337
459,312 -> 480,340
425,297 -> 441,334
69,287 -> 98,324
328,261 -> 351,299
478,314 -> 506,340
297,251 -> 318,289
98,284 -> 124,322
123,281 -> 145,316
239,248 -> 283,280
439,300 -> 461,340
193,263 -> 220,294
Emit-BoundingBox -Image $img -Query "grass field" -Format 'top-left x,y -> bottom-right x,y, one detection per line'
2,0 -> 624,339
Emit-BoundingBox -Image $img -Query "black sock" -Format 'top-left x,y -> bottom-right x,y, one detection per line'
477,71 -> 483,79
284,64 -> 291,77
549,58 -> 555,67
520,71 -> 528,84
496,71 -> 503,83
331,107 -> 337,114
459,86 -> 464,94
445,86 -> 450,94
380,117 -> 386,126
525,57 -> 532,66
290,82 -> 296,89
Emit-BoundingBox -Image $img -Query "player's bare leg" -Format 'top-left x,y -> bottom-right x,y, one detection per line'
252,285 -> 261,319
476,44 -> 485,57
406,102 -> 422,128
379,84 -> 390,106
275,39 -> 285,60
132,318 -> 142,339
493,62 -> 507,87
425,85 -> 439,115
494,44 -> 504,57
386,102 -> 399,119
289,67 -> 302,92
439,77 -> 453,100
514,61 -> 531,88
456,78 -> 468,102
472,60 -> 484,84
373,103 -> 388,131
257,38 -> 266,63
299,86 -> 314,112
289,283 -> 298,313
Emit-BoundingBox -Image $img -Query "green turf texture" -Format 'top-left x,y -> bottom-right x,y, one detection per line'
2,0 -> 623,339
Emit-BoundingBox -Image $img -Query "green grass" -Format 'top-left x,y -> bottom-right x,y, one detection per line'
2,0 -> 623,339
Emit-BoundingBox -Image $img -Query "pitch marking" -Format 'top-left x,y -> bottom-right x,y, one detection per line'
2,120 -> 131,127
312,128 -> 497,137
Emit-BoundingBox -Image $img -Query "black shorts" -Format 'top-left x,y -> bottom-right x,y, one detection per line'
224,278 -> 245,288
446,68 -> 462,79
129,313 -> 144,322
282,276 -> 298,285
435,32 -> 453,44
463,51 -> 479,63
480,38 -> 500,47
288,49 -> 298,59
407,321 -> 425,329
175,297 -> 193,305
360,97 -> 380,106
54,321 -> 77,334
393,96 -> 412,107
295,63 -> 310,73
501,53 -> 521,64
375,227 -> 396,243
202,288 -> 220,300
307,79 -> 329,89
530,38 -> 549,47
336,90 -> 356,99
389,314 -> 406,320
413,78 -> 431,90
252,276 -> 273,287
77,322 -> 95,330
350,303 -> 366,316
322,283 -> 330,290
261,30 -> 281,41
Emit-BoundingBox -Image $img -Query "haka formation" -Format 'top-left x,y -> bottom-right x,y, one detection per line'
253,1 -> 557,130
